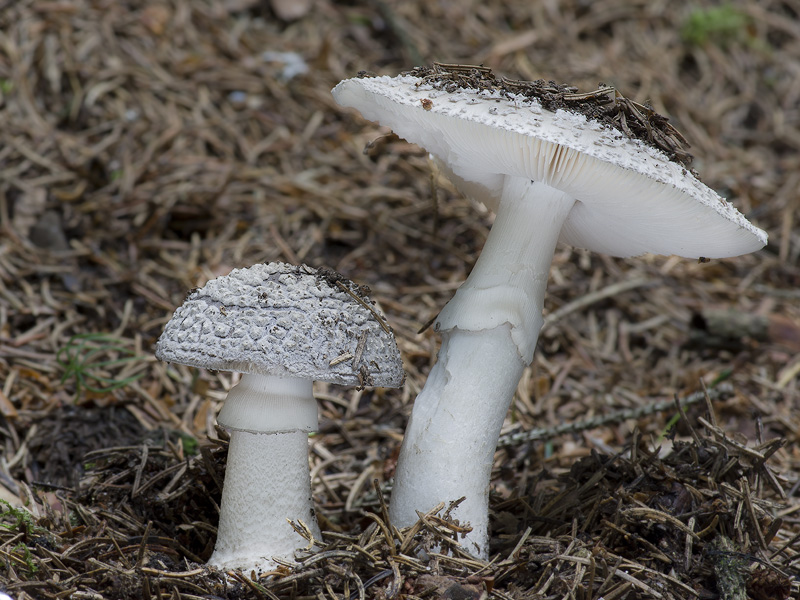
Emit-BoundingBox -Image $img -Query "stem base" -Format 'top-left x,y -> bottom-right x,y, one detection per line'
209,430 -> 320,572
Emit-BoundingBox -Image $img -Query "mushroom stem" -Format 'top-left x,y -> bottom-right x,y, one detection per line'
218,373 -> 319,434
390,177 -> 575,558
209,429 -> 321,571
209,373 -> 321,571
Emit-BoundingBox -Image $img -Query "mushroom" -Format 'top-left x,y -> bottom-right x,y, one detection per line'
332,65 -> 767,558
155,262 -> 404,573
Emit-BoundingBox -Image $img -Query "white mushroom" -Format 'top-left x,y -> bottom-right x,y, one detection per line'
332,66 -> 767,558
155,262 -> 404,573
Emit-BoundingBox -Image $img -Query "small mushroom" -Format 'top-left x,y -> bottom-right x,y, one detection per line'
155,262 -> 404,573
333,66 -> 767,558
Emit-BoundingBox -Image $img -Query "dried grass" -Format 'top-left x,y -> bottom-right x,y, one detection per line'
0,0 -> 798,598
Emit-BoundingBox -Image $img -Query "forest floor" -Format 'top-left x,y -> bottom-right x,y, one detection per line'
0,0 -> 798,598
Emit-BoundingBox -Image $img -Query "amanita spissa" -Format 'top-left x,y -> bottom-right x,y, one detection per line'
333,65 -> 767,558
156,262 -> 404,572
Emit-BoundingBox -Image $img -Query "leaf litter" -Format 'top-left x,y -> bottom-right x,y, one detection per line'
0,0 -> 798,598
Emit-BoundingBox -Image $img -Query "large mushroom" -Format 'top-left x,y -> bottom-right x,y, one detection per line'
332,65 -> 767,558
155,262 -> 404,573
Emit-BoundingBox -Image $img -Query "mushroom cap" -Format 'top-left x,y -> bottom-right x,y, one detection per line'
155,262 -> 404,388
333,72 -> 767,259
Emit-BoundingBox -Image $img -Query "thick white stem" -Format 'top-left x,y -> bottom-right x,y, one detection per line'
218,373 -> 318,434
390,178 -> 575,558
209,430 -> 321,572
390,326 -> 523,556
434,178 -> 576,364
209,373 -> 321,572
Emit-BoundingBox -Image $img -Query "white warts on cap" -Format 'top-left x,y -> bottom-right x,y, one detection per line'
155,262 -> 404,387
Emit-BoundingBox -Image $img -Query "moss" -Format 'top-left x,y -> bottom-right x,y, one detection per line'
681,5 -> 751,47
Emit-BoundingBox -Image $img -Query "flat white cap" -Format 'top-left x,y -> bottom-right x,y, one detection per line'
155,262 -> 404,388
333,69 -> 767,258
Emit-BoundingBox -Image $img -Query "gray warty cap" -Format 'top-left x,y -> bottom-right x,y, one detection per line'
155,262 -> 404,388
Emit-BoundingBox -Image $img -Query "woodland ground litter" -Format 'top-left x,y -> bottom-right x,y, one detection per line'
0,0 -> 799,598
